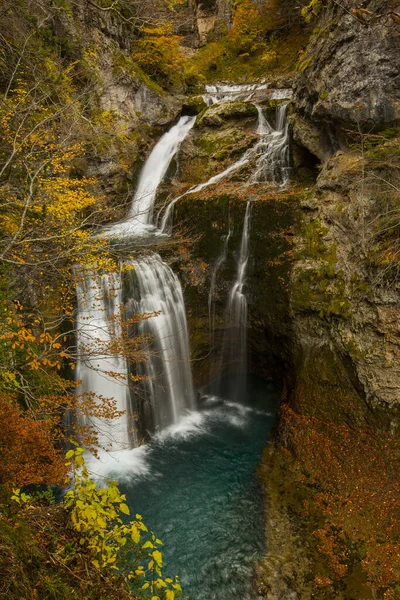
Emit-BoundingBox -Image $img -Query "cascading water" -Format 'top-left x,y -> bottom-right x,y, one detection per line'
252,103 -> 291,185
202,83 -> 293,105
208,225 -> 232,341
129,116 -> 196,226
75,83 -> 290,600
125,253 -> 195,434
215,201 -> 253,400
160,98 -> 291,233
76,115 -> 196,446
75,268 -> 135,450
103,115 -> 195,239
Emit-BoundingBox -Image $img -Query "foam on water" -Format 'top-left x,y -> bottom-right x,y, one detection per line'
85,445 -> 152,482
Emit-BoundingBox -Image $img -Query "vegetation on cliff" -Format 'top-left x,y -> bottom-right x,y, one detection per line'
0,0 -> 399,598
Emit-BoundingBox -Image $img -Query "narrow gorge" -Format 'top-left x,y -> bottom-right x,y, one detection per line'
0,1 -> 399,599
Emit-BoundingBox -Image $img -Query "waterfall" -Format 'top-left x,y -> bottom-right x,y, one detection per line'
251,103 -> 290,185
76,85 -> 292,449
208,226 -> 232,342
129,116 -> 196,226
160,100 -> 291,233
213,202 -> 252,400
103,115 -> 195,239
125,254 -> 195,433
227,201 -> 252,374
76,116 -> 197,448
75,268 -> 135,450
202,83 -> 293,105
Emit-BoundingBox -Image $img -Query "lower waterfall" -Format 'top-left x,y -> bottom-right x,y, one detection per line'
75,268 -> 135,450
214,201 -> 253,400
125,253 -> 195,434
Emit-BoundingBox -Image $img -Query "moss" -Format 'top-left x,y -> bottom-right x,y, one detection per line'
112,50 -> 165,96
296,55 -> 313,72
182,95 -> 207,115
196,100 -> 258,127
303,219 -> 329,259
196,127 -> 256,160
292,262 -> 351,321
186,26 -> 311,83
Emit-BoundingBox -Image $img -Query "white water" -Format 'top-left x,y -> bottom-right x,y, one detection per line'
76,117 -> 197,446
103,115 -> 195,239
160,100 -> 291,232
228,200 -> 252,362
203,83 -> 293,105
208,225 -> 232,338
251,103 -> 290,185
213,202 -> 253,400
75,268 -> 135,450
125,253 -> 196,433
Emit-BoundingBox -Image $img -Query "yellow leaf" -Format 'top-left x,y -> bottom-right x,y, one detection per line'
152,549 -> 162,568
166,591 -> 175,600
119,503 -> 130,515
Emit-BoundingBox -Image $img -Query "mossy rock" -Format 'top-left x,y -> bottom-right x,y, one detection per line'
196,127 -> 257,160
196,100 -> 258,127
182,95 -> 208,115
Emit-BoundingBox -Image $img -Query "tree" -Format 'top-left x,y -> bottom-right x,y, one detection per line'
0,1 -> 149,488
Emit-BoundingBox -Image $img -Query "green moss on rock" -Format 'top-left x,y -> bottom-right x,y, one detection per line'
196,100 -> 258,127
182,95 -> 208,115
196,127 -> 257,160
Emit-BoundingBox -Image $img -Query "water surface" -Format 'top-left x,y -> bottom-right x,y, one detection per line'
96,376 -> 279,600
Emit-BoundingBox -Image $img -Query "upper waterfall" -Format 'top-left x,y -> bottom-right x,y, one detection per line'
129,116 -> 196,226
103,115 -> 195,239
252,103 -> 290,186
203,83 -> 293,105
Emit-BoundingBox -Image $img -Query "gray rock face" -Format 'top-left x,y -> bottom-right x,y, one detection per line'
294,0 -> 400,158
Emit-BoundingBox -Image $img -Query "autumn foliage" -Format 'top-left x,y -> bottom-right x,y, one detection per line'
132,24 -> 185,88
0,1 -> 147,491
0,394 -> 65,489
278,405 -> 400,598
229,0 -> 282,54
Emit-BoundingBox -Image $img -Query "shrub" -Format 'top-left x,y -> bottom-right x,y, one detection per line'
65,447 -> 185,599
